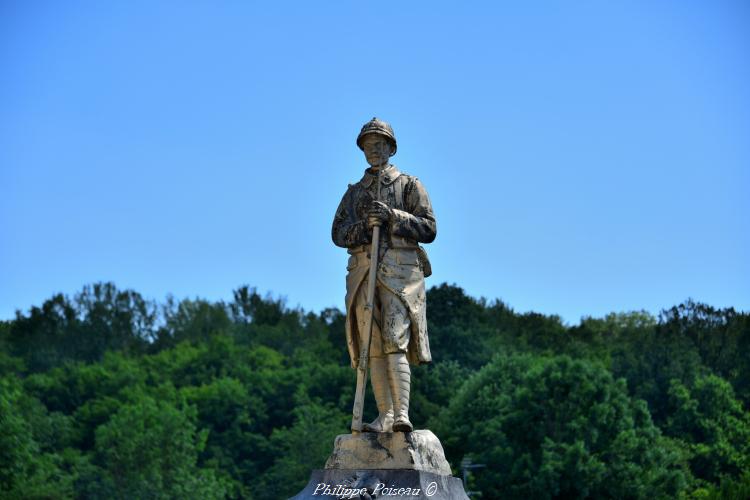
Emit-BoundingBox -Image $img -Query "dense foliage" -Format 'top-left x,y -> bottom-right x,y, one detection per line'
1,282 -> 748,498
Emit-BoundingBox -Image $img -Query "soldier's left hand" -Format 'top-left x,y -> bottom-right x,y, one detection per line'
367,201 -> 392,228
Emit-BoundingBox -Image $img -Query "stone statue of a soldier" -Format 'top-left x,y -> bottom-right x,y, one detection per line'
332,117 -> 437,433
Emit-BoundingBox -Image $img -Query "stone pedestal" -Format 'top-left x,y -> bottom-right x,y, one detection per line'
325,431 -> 452,475
291,430 -> 468,499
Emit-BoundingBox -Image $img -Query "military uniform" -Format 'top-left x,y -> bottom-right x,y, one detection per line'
333,117 -> 436,433
332,164 -> 436,368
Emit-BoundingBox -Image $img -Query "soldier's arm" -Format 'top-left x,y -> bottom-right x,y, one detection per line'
389,177 -> 437,244
332,188 -> 370,248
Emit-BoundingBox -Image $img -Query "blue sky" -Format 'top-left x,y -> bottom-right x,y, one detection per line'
1,1 -> 748,324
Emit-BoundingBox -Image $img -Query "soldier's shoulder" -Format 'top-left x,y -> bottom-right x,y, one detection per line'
344,175 -> 363,188
393,167 -> 416,181
397,171 -> 426,187
392,165 -> 419,179
345,179 -> 364,191
340,179 -> 366,200
349,170 -> 370,187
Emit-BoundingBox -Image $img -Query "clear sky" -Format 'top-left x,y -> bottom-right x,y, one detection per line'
1,1 -> 748,324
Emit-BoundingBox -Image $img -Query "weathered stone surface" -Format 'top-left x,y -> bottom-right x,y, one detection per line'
324,430 -> 452,476
290,469 -> 469,500
334,118 -> 437,434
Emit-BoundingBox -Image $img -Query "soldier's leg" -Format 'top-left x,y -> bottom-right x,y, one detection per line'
355,280 -> 394,433
387,353 -> 412,432
363,356 -> 394,432
379,288 -> 414,432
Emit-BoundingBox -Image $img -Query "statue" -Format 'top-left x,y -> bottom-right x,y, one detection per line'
332,117 -> 437,433
293,119 -> 468,498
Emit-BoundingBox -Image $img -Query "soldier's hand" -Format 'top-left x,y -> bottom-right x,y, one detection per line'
367,201 -> 391,229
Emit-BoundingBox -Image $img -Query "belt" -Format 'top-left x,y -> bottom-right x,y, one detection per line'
348,236 -> 419,255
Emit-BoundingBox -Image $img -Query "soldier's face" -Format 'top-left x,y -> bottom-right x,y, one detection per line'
361,134 -> 392,168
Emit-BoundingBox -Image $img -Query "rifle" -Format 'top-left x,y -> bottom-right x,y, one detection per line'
351,164 -> 384,433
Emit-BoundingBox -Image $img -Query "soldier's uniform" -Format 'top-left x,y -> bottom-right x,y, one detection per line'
332,118 -> 436,432
332,165 -> 436,366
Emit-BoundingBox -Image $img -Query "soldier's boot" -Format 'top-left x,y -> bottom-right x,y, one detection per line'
387,353 -> 413,432
363,357 -> 394,432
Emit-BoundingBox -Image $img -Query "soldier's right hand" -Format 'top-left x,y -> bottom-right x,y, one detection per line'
366,201 -> 391,229
367,215 -> 383,229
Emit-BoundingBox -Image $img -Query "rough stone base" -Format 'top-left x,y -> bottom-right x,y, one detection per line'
324,430 -> 452,476
291,430 -> 468,499
290,468 -> 469,500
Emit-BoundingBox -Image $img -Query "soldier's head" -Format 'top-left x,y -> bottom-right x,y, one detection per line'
357,117 -> 397,169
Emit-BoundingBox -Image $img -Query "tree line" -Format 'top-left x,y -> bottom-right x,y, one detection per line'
1,282 -> 749,499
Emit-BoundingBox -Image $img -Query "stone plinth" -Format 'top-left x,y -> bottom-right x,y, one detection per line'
324,430 -> 452,475
291,430 -> 468,499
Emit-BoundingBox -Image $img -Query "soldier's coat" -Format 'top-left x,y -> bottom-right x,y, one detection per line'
332,165 -> 436,368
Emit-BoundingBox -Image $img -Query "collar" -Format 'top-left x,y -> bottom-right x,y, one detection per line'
360,164 -> 401,187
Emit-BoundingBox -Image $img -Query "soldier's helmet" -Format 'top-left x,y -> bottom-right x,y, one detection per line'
356,117 -> 397,156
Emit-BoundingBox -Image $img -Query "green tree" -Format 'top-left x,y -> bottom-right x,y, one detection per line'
665,375 -> 750,483
182,376 -> 270,498
432,354 -> 689,499
6,283 -> 156,372
158,297 -> 232,347
0,377 -> 73,498
255,401 -> 349,500
411,360 -> 473,425
659,301 -> 750,407
88,393 -> 226,499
